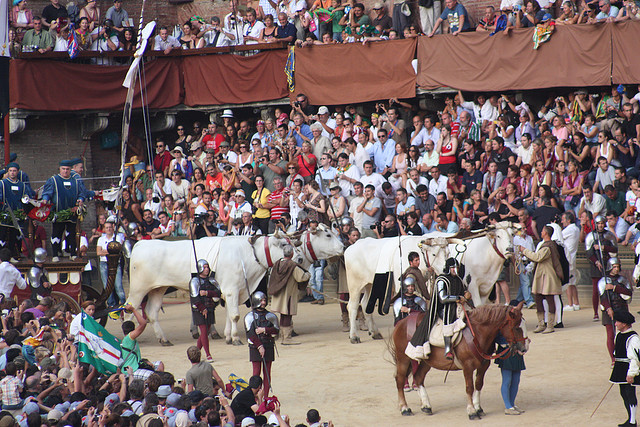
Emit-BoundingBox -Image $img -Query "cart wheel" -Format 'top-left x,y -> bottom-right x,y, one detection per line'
81,285 -> 109,327
50,291 -> 81,315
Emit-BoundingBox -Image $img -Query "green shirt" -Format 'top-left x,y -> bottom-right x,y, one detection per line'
120,334 -> 141,372
330,8 -> 345,33
21,29 -> 54,51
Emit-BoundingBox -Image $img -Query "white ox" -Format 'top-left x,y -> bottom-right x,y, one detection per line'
344,222 -> 521,343
127,226 -> 344,345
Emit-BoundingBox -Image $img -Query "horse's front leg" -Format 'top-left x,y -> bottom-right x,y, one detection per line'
414,362 -> 433,415
463,366 -> 479,420
395,356 -> 412,416
473,361 -> 491,416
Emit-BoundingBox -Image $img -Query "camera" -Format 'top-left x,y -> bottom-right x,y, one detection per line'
294,101 -> 301,108
369,221 -> 382,231
193,212 -> 209,225
152,196 -> 160,203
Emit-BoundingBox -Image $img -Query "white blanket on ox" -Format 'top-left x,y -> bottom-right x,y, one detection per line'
189,238 -> 224,273
373,235 -> 453,275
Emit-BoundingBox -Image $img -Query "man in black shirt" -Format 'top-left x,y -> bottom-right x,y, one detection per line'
461,159 -> 483,196
372,3 -> 393,34
621,102 -> 640,140
194,210 -> 219,239
230,375 -> 262,420
41,0 -> 68,28
490,137 -> 516,176
375,214 -> 400,238
140,209 -> 160,237
531,197 -> 561,237
399,212 -> 423,235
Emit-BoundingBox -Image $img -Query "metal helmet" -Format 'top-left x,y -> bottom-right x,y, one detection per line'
251,291 -> 267,309
594,215 -> 606,224
27,266 -> 43,288
445,257 -> 459,272
127,222 -> 139,235
197,259 -> 210,274
402,276 -> 417,290
607,257 -> 621,273
33,248 -> 47,264
340,216 -> 354,227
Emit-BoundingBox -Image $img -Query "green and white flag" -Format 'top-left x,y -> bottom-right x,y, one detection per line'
77,311 -> 122,374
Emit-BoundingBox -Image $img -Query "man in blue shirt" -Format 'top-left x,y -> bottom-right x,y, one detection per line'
290,113 -> 312,147
427,0 -> 470,36
275,12 -> 296,44
372,129 -> 396,177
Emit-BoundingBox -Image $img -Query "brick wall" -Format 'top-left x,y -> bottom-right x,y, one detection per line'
25,0 -> 495,31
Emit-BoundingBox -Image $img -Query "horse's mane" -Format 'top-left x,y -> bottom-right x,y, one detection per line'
468,304 -> 510,325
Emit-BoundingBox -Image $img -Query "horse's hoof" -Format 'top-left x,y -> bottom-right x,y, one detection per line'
191,332 -> 199,339
371,332 -> 383,340
468,413 -> 478,420
210,332 -> 222,340
476,408 -> 485,417
421,407 -> 433,415
350,336 -> 361,344
160,340 -> 173,347
401,408 -> 413,416
232,339 -> 243,346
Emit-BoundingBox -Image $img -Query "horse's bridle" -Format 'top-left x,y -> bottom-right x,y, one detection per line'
462,305 -> 525,361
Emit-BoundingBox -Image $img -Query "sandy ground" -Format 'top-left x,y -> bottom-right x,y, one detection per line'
105,295 -> 637,426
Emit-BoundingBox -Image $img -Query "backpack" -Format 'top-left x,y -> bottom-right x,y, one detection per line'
556,243 -> 571,286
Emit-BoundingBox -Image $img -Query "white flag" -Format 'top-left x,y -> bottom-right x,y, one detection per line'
0,0 -> 10,58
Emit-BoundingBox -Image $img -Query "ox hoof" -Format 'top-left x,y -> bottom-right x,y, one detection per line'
401,408 -> 413,416
191,332 -> 199,339
225,338 -> 232,345
421,407 -> 433,415
371,332 -> 383,340
350,336 -> 361,344
232,339 -> 243,346
160,340 -> 173,347
210,332 -> 222,340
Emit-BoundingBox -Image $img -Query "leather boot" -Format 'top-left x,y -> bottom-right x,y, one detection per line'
357,308 -> 367,331
444,336 -> 453,360
341,312 -> 349,332
281,326 -> 301,345
542,314 -> 555,334
533,312 -> 546,333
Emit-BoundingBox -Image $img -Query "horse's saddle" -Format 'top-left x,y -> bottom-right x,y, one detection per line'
427,318 -> 465,349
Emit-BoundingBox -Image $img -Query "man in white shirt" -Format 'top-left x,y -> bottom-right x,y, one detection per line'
513,229 -> 535,308
143,188 -> 161,219
228,190 -> 253,225
561,210 -> 581,311
194,191 -> 213,215
97,222 -> 126,306
418,140 -> 440,173
153,171 -> 172,200
359,161 -> 387,193
224,1 -> 244,45
200,16 -> 231,47
336,153 -> 360,198
153,26 -> 180,54
579,185 -> 606,218
242,8 -> 265,45
0,249 -> 26,297
348,182 -> 365,232
428,166 -> 448,198
515,133 -> 534,166
409,115 -> 428,151
422,116 -> 441,152
316,106 -> 336,139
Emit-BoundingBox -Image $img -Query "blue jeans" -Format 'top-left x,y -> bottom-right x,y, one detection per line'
309,260 -> 326,301
100,261 -> 125,307
516,271 -> 534,306
500,369 -> 521,409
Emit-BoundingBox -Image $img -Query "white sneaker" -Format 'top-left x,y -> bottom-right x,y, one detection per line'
52,256 -> 60,263
563,305 -> 574,312
573,305 -> 580,311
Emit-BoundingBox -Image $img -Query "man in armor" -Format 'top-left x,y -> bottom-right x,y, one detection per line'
609,311 -> 640,427
41,160 -> 85,262
600,257 -> 633,363
392,277 -> 427,325
586,214 -> 618,321
0,162 -> 35,260
406,257 -> 470,361
244,291 -> 279,397
190,259 -> 221,362
27,248 -> 52,302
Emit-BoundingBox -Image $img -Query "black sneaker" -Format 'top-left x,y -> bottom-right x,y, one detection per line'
299,295 -> 314,303
555,322 -> 564,329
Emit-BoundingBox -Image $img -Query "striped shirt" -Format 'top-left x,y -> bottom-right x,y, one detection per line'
268,189 -> 289,220
0,376 -> 23,406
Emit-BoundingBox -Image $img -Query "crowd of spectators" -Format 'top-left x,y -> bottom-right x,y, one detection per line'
0,295 -> 334,427
8,0 -> 639,58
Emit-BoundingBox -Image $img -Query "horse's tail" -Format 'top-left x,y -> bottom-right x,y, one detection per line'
385,331 -> 398,367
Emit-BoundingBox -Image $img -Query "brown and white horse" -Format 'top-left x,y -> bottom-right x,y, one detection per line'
391,302 -> 528,419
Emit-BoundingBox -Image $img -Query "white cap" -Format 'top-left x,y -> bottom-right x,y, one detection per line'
318,106 -> 329,115
240,418 -> 256,427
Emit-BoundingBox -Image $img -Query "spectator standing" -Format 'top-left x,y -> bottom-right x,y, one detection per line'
561,211 -> 581,311
427,0 -> 470,36
185,346 -> 225,396
105,0 -> 128,33
251,176 -> 271,235
21,16 -> 53,52
41,0 -> 68,28
120,303 -> 147,373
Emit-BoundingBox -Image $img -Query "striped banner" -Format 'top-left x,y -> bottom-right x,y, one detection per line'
77,311 -> 122,374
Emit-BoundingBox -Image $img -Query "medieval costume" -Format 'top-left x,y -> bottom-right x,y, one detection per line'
267,255 -> 310,344
586,216 -> 618,321
600,257 -> 632,362
190,259 -> 221,361
244,291 -> 279,396
610,310 -> 640,427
